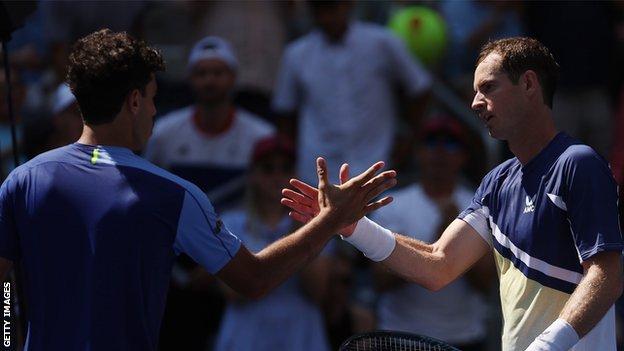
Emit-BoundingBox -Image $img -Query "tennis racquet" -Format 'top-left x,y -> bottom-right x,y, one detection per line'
339,330 -> 462,351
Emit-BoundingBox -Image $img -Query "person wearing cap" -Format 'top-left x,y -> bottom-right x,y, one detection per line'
214,136 -> 331,351
144,36 -> 278,349
145,36 -> 275,204
22,83 -> 83,161
371,116 -> 491,350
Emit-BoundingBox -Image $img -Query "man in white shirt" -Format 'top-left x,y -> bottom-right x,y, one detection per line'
272,1 -> 432,184
145,36 -> 275,205
144,36 -> 275,349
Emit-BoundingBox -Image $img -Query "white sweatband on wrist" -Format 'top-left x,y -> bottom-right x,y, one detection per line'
341,217 -> 396,262
525,319 -> 579,351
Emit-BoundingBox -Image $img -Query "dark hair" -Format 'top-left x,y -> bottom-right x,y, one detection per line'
67,29 -> 165,125
477,37 -> 559,108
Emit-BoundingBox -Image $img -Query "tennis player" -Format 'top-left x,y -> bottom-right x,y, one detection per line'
282,37 -> 624,351
0,29 -> 396,350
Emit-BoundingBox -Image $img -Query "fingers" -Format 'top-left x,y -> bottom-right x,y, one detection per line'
339,163 -> 350,185
365,177 -> 397,202
280,198 -> 317,217
282,188 -> 317,209
288,211 -> 312,224
289,179 -> 318,199
363,196 -> 394,214
350,161 -> 385,186
362,170 -> 397,199
316,157 -> 330,189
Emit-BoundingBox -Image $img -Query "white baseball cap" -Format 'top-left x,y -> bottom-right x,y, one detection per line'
187,36 -> 238,72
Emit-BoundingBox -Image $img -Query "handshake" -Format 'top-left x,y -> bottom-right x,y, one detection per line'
280,157 -> 397,238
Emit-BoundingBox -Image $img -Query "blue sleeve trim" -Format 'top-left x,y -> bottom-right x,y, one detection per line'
580,243 -> 624,262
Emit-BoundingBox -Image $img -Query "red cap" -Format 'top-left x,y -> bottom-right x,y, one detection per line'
252,135 -> 296,164
420,115 -> 467,145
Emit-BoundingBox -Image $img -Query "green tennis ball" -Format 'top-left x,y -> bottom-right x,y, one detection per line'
388,6 -> 448,67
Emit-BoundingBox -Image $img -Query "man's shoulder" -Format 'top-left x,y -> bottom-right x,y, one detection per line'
484,157 -> 519,182
152,106 -> 194,135
559,142 -> 606,168
284,31 -> 319,57
352,21 -> 394,39
7,145 -> 77,179
235,109 -> 276,136
124,155 -> 206,198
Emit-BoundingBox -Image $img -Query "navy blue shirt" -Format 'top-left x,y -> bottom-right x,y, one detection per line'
0,143 -> 241,350
458,133 -> 623,349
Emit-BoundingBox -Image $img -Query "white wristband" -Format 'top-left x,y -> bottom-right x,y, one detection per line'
525,319 -> 579,351
341,217 -> 396,262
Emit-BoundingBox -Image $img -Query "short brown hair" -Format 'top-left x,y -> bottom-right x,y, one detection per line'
477,37 -> 559,108
67,29 -> 165,125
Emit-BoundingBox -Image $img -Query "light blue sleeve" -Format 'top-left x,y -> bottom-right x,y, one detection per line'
174,191 -> 242,274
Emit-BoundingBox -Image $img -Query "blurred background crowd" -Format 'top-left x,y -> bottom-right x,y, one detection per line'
2,1 -> 624,350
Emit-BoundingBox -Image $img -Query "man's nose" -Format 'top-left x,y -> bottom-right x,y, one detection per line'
471,92 -> 485,113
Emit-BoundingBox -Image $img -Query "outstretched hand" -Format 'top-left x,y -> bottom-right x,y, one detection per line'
281,158 -> 396,236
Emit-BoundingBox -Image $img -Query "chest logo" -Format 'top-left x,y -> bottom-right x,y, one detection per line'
523,195 -> 535,213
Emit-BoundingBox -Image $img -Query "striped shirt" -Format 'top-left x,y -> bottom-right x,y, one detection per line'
459,132 -> 623,351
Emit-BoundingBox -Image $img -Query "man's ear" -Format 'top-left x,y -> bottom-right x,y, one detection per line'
523,70 -> 541,101
127,89 -> 141,115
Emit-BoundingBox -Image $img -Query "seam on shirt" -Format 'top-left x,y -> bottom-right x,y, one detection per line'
580,243 -> 624,262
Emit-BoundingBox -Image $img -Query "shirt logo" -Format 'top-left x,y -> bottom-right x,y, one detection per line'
523,195 -> 535,213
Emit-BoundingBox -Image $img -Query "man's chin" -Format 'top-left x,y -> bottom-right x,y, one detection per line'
487,127 -> 505,141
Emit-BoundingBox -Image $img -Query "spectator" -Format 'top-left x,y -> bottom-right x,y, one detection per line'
214,136 -> 331,351
145,36 -> 275,351
272,0 -> 432,184
22,83 -> 82,160
145,36 -> 275,206
372,116 -> 493,350
190,1 -> 290,120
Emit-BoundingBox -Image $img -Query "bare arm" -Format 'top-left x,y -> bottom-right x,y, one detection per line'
218,159 -> 396,299
216,214 -> 337,299
559,251 -> 623,337
281,175 -> 491,292
381,219 -> 490,291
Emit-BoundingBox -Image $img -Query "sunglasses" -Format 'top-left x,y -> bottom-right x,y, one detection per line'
257,162 -> 294,174
424,135 -> 462,152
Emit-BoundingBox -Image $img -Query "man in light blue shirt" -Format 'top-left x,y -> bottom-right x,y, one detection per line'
0,29 -> 396,351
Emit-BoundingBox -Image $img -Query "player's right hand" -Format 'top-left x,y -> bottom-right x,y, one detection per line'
281,158 -> 396,235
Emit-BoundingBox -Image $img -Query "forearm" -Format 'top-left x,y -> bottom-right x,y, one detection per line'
382,234 -> 449,291
251,215 -> 337,297
346,218 -> 489,291
526,252 -> 623,351
559,255 -> 623,337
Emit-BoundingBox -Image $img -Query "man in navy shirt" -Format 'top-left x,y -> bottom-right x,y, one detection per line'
284,37 -> 624,350
0,29 -> 396,350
